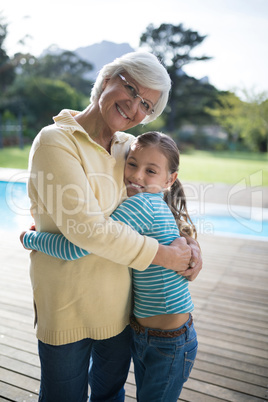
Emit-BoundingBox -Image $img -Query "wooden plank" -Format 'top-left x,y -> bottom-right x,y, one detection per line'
0,335 -> 38,355
0,368 -> 39,394
196,329 -> 267,355
197,334 -> 268,359
0,325 -> 37,344
0,318 -> 35,335
196,342 -> 267,368
195,316 -> 268,342
0,382 -> 38,402
193,360 -> 267,387
194,311 -> 268,336
195,308 -> 268,332
0,345 -> 40,366
1,231 -> 268,401
196,350 -> 268,377
183,378 -> 266,402
180,387 -> 225,402
0,356 -> 40,380
190,368 -> 267,399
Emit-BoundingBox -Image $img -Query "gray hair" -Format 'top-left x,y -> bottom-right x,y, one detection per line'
90,51 -> 171,124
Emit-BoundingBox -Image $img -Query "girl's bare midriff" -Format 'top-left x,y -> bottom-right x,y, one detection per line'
137,313 -> 189,330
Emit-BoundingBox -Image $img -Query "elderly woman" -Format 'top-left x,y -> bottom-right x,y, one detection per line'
26,51 -> 202,402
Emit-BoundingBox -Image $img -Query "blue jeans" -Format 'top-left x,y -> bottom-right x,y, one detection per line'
131,314 -> 198,402
38,325 -> 131,402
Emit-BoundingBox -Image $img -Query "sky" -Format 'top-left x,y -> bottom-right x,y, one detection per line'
2,0 -> 268,96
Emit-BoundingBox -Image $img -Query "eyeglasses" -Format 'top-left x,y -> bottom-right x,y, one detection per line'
118,74 -> 154,115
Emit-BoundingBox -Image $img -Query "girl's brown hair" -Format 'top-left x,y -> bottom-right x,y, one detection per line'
134,131 -> 197,238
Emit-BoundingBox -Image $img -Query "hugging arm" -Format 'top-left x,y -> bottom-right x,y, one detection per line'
23,230 -> 89,260
22,228 -> 198,278
22,195 -> 195,276
28,141 -> 158,271
25,139 -> 197,274
21,196 -> 154,262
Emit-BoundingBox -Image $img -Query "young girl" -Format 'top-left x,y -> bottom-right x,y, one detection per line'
22,131 -> 198,401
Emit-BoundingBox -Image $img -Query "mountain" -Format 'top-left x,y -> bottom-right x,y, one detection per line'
41,40 -> 135,80
74,40 -> 135,80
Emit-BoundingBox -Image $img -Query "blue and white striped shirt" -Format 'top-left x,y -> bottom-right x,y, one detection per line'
24,192 -> 194,318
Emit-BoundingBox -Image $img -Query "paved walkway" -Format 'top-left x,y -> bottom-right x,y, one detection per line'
183,181 -> 268,208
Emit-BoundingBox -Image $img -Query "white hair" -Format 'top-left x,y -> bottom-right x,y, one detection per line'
90,51 -> 171,124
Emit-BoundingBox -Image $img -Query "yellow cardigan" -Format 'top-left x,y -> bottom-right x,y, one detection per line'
27,109 -> 158,345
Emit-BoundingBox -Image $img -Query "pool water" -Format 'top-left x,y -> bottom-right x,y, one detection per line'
0,181 -> 32,232
1,181 -> 268,239
191,214 -> 268,238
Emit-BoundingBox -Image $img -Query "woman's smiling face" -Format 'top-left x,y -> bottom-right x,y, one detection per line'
98,74 -> 160,133
124,143 -> 177,197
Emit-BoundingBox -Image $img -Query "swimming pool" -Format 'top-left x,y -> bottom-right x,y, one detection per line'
187,200 -> 268,240
1,180 -> 268,240
0,181 -> 32,232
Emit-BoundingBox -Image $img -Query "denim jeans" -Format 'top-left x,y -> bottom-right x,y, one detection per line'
131,315 -> 198,402
38,325 -> 131,402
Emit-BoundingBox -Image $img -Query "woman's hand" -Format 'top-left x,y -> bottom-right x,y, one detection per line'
152,237 -> 191,272
180,236 -> 202,281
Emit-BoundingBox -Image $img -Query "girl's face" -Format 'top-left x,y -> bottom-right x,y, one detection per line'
98,74 -> 160,133
124,143 -> 177,197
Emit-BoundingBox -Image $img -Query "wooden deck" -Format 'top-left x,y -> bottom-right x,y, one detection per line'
0,232 -> 268,401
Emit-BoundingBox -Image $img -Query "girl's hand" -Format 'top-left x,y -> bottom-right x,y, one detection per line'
19,224 -> 36,250
20,231 -> 28,249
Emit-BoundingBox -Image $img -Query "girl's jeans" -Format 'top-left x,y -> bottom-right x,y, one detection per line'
131,314 -> 198,402
38,325 -> 131,402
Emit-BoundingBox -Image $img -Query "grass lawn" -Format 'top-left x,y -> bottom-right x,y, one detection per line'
0,145 -> 31,170
180,150 -> 268,186
0,146 -> 267,186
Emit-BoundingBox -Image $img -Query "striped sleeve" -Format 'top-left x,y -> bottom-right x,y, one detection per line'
111,194 -> 154,233
22,194 -> 154,261
23,231 -> 90,260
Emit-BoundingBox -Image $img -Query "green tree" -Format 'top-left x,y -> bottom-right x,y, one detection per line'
0,13 -> 16,92
172,74 -> 222,125
140,23 -> 210,70
240,91 -> 268,152
206,90 -> 268,152
140,23 -> 217,131
0,16 -> 92,144
6,75 -> 86,139
17,50 -> 93,96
